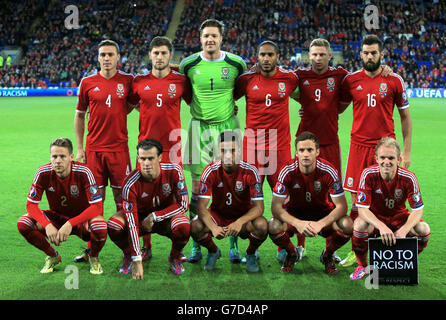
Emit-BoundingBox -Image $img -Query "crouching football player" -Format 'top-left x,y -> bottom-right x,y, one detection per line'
350,137 -> 430,280
269,132 -> 352,273
17,138 -> 106,274
107,139 -> 190,280
190,131 -> 268,272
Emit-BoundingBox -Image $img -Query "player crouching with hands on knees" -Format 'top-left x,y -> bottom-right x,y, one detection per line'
349,137 -> 430,280
190,130 -> 268,273
269,132 -> 352,274
107,139 -> 190,280
18,138 -> 106,274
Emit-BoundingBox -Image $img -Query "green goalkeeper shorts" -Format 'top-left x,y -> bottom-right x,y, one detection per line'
184,115 -> 240,180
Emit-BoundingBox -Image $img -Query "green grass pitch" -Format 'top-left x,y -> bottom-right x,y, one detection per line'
0,96 -> 445,300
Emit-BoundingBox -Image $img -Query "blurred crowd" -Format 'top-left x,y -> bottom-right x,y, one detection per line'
1,0 -> 445,88
0,0 -> 175,88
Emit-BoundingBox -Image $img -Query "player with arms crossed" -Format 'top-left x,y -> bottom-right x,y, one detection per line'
74,40 -> 151,262
339,35 -> 413,266
106,139 -> 190,279
191,131 -> 268,272
350,137 -> 429,280
269,132 -> 352,274
17,138 -> 107,274
180,19 -> 247,263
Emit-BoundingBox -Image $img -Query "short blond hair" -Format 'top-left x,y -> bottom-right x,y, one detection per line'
310,38 -> 331,51
375,137 -> 401,158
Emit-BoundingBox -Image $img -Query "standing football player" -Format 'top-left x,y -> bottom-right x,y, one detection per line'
74,40 -> 151,262
339,35 -> 413,266
234,40 -> 299,262
132,36 -> 191,164
180,19 -> 247,263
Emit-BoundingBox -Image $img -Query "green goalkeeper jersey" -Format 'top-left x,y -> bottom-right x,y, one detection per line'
179,51 -> 247,124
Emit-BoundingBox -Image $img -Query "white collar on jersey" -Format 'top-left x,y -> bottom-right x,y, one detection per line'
200,51 -> 225,62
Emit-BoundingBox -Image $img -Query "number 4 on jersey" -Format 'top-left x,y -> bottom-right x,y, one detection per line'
106,94 -> 111,108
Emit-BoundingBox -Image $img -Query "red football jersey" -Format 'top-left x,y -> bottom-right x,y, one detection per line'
235,67 -> 299,151
198,160 -> 264,219
76,71 -> 134,152
273,158 -> 344,213
355,165 -> 424,218
295,66 -> 348,145
27,161 -> 102,220
340,69 -> 409,147
132,70 -> 192,160
122,163 -> 189,258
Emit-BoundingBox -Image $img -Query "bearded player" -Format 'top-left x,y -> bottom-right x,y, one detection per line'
339,35 -> 412,266
294,38 -> 393,265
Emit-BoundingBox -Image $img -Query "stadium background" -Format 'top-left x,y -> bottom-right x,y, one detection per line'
0,0 -> 445,301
